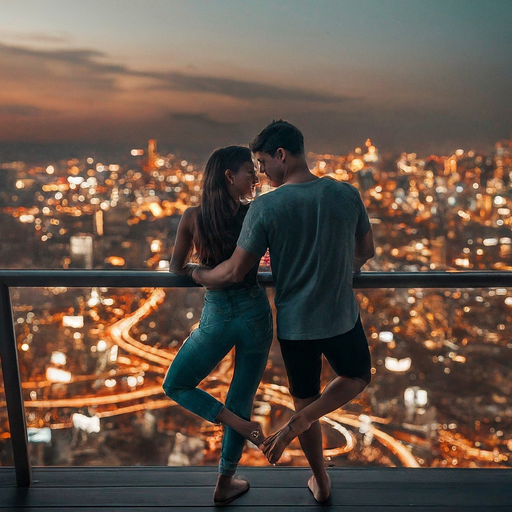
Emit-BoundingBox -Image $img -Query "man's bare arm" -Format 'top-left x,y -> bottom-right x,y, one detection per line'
354,227 -> 375,272
192,246 -> 260,288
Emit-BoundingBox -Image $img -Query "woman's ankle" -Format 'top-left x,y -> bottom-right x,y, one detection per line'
216,474 -> 233,487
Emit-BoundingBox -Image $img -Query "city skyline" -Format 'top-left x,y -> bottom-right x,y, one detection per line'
1,138 -> 511,469
0,0 -> 511,157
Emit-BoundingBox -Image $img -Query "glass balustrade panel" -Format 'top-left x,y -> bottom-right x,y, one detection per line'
2,285 -> 511,469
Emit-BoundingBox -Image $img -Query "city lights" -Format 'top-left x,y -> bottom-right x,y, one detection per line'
404,387 -> 428,407
46,367 -> 72,383
150,240 -> 162,252
157,260 -> 170,271
68,176 -> 84,185
62,315 -> 84,328
1,135 -> 511,471
127,376 -> 138,387
105,378 -> 116,388
97,340 -> 108,352
378,331 -> 394,343
385,357 -> 412,373
72,413 -> 100,434
27,427 -> 52,443
50,352 -> 67,365
105,256 -> 125,266
109,345 -> 118,362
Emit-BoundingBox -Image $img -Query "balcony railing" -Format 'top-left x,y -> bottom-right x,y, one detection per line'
1,269 -> 511,487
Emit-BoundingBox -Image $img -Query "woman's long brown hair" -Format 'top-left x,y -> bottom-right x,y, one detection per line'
196,146 -> 252,267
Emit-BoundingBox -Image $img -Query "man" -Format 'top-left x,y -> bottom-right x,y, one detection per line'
193,120 -> 374,502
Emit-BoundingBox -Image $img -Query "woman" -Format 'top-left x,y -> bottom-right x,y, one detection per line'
163,146 -> 272,506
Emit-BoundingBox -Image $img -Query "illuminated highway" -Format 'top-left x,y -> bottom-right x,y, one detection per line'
14,287 -> 426,468
261,384 -> 420,467
107,289 -> 174,366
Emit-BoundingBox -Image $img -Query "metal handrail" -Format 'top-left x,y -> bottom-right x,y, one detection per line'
1,269 -> 511,487
1,269 -> 512,288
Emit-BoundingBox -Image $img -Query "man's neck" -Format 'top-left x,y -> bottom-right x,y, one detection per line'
282,161 -> 318,185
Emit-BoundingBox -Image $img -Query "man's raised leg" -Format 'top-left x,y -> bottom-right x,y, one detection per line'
263,375 -> 368,464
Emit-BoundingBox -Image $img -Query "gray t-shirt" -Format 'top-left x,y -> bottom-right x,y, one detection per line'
237,178 -> 371,340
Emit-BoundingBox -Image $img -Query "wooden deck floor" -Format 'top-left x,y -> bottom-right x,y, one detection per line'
0,466 -> 510,511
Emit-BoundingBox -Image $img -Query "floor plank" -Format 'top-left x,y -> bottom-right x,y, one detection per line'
0,467 -> 510,510
0,509 -> 508,512
26,466 -> 512,486
2,485 -> 511,507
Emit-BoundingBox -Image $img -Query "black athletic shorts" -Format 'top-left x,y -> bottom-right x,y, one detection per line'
278,316 -> 371,399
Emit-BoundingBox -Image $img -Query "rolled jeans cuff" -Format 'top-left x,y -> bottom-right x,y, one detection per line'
218,458 -> 237,477
207,401 -> 224,424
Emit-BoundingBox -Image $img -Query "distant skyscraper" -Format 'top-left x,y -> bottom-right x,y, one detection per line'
430,236 -> 446,267
148,139 -> 157,159
363,139 -> 379,164
70,235 -> 93,269
144,139 -> 158,172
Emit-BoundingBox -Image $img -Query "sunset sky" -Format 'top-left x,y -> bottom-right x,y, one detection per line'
0,0 -> 511,157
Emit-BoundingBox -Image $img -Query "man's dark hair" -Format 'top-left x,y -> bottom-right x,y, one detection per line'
249,119 -> 304,157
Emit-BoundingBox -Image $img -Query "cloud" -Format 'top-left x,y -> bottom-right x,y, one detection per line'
0,42 -> 132,86
1,40 -> 506,155
0,104 -> 45,117
0,42 -> 121,94
0,41 -> 107,66
0,40 -> 353,103
169,112 -> 239,128
1,30 -> 71,44
154,72 -> 352,103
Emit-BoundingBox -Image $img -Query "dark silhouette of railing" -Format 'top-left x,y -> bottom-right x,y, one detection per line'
1,269 -> 511,487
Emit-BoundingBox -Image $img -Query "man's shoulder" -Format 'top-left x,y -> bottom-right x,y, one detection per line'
251,190 -> 278,207
328,180 -> 361,199
252,179 -> 359,204
324,178 -> 356,191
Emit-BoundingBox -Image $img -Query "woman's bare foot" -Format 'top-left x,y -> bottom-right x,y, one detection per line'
262,415 -> 310,464
308,474 -> 331,503
213,475 -> 250,506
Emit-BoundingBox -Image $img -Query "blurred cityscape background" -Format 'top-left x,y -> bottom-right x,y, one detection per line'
1,0 -> 511,472
1,136 -> 511,469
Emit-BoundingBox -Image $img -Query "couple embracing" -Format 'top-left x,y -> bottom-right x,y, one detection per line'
163,120 -> 374,505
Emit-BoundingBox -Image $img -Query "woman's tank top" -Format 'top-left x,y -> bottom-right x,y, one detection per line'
195,203 -> 259,290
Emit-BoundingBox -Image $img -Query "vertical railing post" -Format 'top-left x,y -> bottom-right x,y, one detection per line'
0,283 -> 31,486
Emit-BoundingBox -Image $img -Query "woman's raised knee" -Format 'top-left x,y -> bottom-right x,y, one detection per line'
162,372 -> 189,401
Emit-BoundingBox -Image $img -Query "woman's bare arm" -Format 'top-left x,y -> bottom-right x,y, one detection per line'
169,207 -> 199,277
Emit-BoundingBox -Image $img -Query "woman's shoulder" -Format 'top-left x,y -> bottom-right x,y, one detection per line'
181,206 -> 200,228
183,206 -> 200,218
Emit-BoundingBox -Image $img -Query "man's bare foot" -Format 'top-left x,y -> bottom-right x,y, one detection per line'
262,415 -> 310,464
213,475 -> 250,506
308,474 -> 331,503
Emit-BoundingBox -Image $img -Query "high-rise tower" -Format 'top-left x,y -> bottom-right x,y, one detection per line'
144,139 -> 158,172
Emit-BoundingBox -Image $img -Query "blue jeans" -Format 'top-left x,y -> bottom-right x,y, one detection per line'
163,285 -> 272,476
